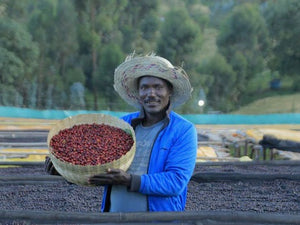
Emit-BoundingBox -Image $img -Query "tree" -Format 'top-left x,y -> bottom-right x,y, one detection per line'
0,18 -> 39,107
198,53 -> 236,112
52,0 -> 79,77
93,44 -> 124,110
157,7 -> 201,66
0,0 -> 31,21
186,0 -> 210,32
217,2 -> 271,105
118,0 -> 159,53
75,0 -> 127,110
28,0 -> 79,109
264,0 -> 300,90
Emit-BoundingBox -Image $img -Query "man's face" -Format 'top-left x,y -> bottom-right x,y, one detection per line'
138,76 -> 172,115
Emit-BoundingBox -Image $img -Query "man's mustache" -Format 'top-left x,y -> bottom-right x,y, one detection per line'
144,97 -> 160,103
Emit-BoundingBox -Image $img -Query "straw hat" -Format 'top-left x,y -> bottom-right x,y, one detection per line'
114,53 -> 193,109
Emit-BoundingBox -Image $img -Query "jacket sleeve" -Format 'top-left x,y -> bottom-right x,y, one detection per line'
138,122 -> 197,196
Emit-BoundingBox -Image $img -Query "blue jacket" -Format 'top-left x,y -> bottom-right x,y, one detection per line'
101,110 -> 197,212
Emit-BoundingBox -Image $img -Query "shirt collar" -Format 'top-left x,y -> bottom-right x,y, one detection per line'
131,104 -> 171,129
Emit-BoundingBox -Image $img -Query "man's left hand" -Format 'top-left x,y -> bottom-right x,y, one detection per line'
44,156 -> 60,176
88,168 -> 131,187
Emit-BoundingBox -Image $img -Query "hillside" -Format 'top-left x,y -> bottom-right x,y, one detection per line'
231,93 -> 300,114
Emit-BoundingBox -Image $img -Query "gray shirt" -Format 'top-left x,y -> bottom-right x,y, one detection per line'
109,120 -> 165,212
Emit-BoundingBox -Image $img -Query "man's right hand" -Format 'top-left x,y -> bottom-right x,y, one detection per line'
44,156 -> 60,176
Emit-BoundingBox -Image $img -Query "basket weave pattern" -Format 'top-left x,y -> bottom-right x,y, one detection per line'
47,114 -> 136,186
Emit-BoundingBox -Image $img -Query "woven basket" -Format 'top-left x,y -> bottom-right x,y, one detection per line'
47,113 -> 136,186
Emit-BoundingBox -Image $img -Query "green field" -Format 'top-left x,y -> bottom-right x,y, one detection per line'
232,93 -> 300,114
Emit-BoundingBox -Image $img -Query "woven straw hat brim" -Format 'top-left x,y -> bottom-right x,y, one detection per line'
114,55 -> 192,109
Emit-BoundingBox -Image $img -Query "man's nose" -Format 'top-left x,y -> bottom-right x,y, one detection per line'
147,87 -> 156,95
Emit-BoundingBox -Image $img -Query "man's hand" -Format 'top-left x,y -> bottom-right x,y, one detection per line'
88,168 -> 131,187
44,156 -> 60,176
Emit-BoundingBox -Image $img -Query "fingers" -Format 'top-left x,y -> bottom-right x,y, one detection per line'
88,175 -> 112,186
107,168 -> 123,174
89,173 -> 111,181
91,173 -> 111,179
88,171 -> 121,186
88,169 -> 131,187
49,165 -> 60,175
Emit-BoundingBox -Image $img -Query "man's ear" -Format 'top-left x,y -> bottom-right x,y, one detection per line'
138,98 -> 143,104
169,89 -> 173,97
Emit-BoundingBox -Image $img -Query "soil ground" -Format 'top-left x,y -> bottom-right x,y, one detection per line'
1,163 -> 299,215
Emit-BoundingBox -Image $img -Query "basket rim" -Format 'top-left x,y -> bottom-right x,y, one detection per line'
47,113 -> 136,185
47,113 -> 135,146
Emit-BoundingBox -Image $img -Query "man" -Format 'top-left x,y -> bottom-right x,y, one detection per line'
46,53 -> 197,212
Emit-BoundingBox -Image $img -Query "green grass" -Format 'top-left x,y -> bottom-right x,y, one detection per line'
231,93 -> 300,114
